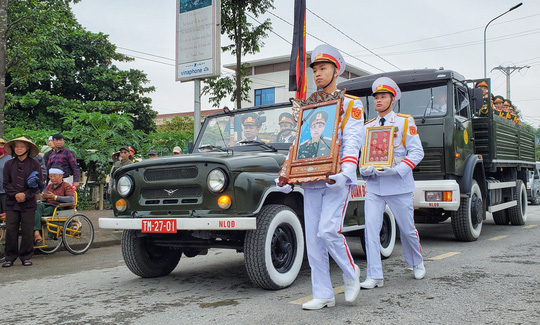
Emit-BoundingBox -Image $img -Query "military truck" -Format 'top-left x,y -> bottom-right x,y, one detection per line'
340,69 -> 535,241
99,102 -> 396,290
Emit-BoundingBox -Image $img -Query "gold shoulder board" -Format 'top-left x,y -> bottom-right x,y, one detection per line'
365,117 -> 376,125
344,94 -> 361,100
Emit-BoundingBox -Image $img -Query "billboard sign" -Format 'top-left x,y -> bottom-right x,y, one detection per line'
176,0 -> 221,82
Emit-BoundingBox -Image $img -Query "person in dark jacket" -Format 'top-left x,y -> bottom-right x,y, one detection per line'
2,137 -> 43,267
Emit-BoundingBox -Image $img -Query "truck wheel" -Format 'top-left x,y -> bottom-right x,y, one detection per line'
121,230 -> 182,278
492,211 -> 510,225
244,204 -> 304,290
508,179 -> 527,225
451,180 -> 483,241
359,205 -> 396,259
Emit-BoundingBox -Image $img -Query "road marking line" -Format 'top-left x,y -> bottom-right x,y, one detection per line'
488,235 -> 508,241
290,286 -> 344,305
523,225 -> 537,229
427,252 -> 460,260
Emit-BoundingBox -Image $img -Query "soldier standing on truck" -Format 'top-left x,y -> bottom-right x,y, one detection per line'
493,95 -> 504,116
476,80 -> 491,116
359,77 -> 425,289
276,44 -> 364,310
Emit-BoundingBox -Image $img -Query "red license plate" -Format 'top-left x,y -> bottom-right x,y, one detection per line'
141,219 -> 177,233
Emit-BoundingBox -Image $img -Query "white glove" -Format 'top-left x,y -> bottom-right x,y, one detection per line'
326,173 -> 347,191
359,165 -> 376,177
375,166 -> 398,176
274,178 -> 293,194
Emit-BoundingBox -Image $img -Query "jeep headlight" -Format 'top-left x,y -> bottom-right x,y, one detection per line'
117,175 -> 134,197
207,168 -> 228,193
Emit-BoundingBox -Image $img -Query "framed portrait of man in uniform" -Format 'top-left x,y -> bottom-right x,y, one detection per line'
360,126 -> 395,169
280,95 -> 343,184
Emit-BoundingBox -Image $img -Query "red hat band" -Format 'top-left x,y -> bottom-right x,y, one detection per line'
314,53 -> 340,71
374,84 -> 397,97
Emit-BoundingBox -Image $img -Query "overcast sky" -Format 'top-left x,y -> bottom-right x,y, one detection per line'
71,0 -> 540,126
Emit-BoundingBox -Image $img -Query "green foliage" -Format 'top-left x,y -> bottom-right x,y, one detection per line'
2,0 -> 157,135
61,110 -> 145,183
75,186 -> 95,211
145,132 -> 192,157
202,0 -> 274,108
158,115 -> 195,136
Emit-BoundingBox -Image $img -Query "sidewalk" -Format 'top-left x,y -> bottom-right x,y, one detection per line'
80,209 -> 122,248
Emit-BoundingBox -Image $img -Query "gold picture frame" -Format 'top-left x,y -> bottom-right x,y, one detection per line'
279,91 -> 344,184
360,126 -> 395,169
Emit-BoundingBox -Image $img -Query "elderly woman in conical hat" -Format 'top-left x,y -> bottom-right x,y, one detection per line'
2,137 -> 43,267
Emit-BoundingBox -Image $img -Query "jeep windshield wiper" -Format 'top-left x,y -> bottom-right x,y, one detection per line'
238,140 -> 277,152
198,144 -> 226,152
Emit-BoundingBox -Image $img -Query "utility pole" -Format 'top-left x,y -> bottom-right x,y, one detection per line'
491,65 -> 530,100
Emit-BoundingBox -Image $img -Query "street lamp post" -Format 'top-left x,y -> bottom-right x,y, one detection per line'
483,3 -> 523,78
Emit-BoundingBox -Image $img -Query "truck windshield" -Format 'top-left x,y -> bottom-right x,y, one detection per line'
196,105 -> 295,152
362,85 -> 448,121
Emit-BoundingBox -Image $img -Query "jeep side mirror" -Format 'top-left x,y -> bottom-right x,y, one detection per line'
187,141 -> 194,153
535,175 -> 539,179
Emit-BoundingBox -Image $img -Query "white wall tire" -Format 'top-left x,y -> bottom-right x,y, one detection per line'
244,204 -> 304,290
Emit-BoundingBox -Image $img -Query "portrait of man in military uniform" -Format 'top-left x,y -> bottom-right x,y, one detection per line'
297,110 -> 332,159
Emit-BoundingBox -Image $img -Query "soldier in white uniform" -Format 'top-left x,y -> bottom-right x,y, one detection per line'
276,45 -> 365,310
359,77 -> 425,289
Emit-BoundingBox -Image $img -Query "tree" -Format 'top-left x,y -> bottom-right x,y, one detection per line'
0,0 -> 156,137
202,0 -> 274,109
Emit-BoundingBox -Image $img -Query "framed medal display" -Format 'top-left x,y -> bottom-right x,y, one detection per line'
360,126 -> 395,169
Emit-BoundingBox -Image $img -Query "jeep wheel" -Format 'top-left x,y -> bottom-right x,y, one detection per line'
360,205 -> 396,259
244,204 -> 304,290
451,180 -> 483,241
121,230 -> 182,278
508,179 -> 527,225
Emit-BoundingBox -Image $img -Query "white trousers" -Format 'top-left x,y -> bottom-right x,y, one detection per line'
304,186 -> 357,299
364,192 -> 423,279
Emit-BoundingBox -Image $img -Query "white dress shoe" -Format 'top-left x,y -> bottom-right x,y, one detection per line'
413,262 -> 426,279
343,264 -> 361,302
302,298 -> 335,310
360,278 -> 384,289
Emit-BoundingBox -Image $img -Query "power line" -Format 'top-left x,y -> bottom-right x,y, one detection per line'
117,47 -> 175,61
306,8 -> 400,70
266,10 -> 385,73
354,13 -> 540,53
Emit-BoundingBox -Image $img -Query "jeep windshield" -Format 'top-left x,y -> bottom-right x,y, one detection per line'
194,103 -> 295,153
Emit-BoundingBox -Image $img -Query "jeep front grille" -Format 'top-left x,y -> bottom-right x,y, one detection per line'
144,167 -> 198,181
141,185 -> 203,199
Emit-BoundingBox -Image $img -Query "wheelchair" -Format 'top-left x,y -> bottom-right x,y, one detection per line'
0,192 -> 94,255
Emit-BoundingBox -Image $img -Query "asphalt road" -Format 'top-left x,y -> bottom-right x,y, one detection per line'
1,206 -> 539,325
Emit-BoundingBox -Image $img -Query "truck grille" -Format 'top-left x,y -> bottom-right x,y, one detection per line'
144,167 -> 198,181
141,185 -> 203,199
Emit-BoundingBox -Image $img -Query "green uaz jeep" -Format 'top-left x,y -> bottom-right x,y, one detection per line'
99,102 -> 396,289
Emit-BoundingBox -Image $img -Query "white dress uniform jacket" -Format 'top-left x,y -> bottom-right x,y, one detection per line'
363,111 -> 424,195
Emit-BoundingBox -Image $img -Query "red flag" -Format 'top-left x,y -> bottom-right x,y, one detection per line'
289,0 -> 306,100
